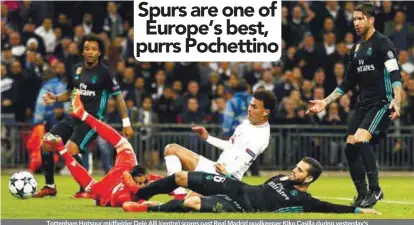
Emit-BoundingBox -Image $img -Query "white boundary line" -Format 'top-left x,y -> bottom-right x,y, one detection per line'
317,196 -> 414,205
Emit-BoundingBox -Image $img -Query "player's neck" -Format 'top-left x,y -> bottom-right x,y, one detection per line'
251,119 -> 268,126
294,185 -> 308,192
84,60 -> 99,69
362,28 -> 375,41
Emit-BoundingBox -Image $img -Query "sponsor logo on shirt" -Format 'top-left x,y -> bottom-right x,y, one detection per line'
79,83 -> 96,97
267,181 -> 290,200
357,60 -> 375,73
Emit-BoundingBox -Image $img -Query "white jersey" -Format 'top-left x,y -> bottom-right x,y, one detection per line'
206,120 -> 270,180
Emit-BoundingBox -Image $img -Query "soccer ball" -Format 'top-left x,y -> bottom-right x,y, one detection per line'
8,171 -> 37,199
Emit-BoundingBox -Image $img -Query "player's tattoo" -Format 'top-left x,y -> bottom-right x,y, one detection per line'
392,85 -> 402,108
115,94 -> 129,120
324,91 -> 343,105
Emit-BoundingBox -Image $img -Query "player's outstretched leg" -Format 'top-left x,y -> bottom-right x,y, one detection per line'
123,198 -> 193,213
42,133 -> 95,191
164,144 -> 196,197
70,89 -> 123,147
122,171 -> 179,200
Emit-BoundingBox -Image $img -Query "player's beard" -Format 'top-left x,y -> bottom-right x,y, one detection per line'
359,25 -> 371,38
288,179 -> 307,186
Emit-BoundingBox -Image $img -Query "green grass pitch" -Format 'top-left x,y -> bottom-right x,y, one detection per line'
1,174 -> 414,219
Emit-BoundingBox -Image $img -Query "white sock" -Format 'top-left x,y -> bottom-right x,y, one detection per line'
46,184 -> 56,188
81,111 -> 88,121
165,155 -> 182,175
165,155 -> 187,195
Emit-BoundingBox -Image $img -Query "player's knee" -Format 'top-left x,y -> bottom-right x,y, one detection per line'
174,171 -> 188,186
184,197 -> 201,210
352,136 -> 362,144
66,141 -> 79,155
164,143 -> 180,156
346,136 -> 355,144
116,138 -> 133,153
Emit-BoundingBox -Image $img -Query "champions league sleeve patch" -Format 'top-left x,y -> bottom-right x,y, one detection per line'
245,148 -> 256,158
387,50 -> 394,59
76,67 -> 82,75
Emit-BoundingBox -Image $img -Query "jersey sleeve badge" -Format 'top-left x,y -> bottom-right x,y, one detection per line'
76,67 -> 83,75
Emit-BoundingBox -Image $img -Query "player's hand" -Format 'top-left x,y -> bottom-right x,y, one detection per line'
389,100 -> 401,120
358,208 -> 382,215
122,126 -> 134,139
215,163 -> 228,175
42,92 -> 56,105
306,100 -> 327,115
192,126 -> 209,140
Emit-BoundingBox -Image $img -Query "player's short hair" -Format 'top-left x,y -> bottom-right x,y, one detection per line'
130,165 -> 148,177
78,34 -> 106,61
253,89 -> 277,113
302,157 -> 323,183
355,2 -> 378,18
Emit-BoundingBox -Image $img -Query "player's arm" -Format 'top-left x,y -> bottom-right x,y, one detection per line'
55,90 -> 71,102
328,47 -> 358,104
43,65 -> 77,105
306,46 -> 357,114
303,198 -> 379,214
114,93 -> 130,124
42,88 -> 71,105
380,38 -> 402,120
105,71 -> 134,138
192,126 -> 232,150
206,135 -> 232,151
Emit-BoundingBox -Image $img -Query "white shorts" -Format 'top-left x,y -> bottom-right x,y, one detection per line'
194,156 -> 219,175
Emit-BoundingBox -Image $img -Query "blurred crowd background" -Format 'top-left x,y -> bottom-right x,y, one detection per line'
1,1 -> 413,172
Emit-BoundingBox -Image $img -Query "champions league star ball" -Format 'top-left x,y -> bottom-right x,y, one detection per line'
8,171 -> 37,199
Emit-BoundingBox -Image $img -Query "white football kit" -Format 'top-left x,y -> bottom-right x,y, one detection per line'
195,120 -> 270,180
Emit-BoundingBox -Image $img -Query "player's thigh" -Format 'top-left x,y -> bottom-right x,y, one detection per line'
47,117 -> 75,144
199,195 -> 244,213
357,105 -> 390,143
165,143 -> 200,171
346,106 -> 365,137
114,148 -> 138,169
187,172 -> 243,198
194,156 -> 219,175
70,121 -> 98,154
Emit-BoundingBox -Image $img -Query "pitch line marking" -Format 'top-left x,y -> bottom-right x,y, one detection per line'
317,196 -> 414,205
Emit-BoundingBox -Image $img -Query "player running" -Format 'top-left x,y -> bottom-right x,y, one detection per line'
36,35 -> 133,198
306,2 -> 402,208
41,90 -> 176,207
121,157 -> 379,214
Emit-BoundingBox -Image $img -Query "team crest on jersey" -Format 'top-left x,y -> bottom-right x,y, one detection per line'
91,76 -> 97,84
290,190 -> 298,196
74,75 -> 79,80
387,50 -> 394,59
76,67 -> 82,75
367,47 -> 372,56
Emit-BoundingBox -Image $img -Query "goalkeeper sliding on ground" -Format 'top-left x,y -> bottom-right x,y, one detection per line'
121,158 -> 380,214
